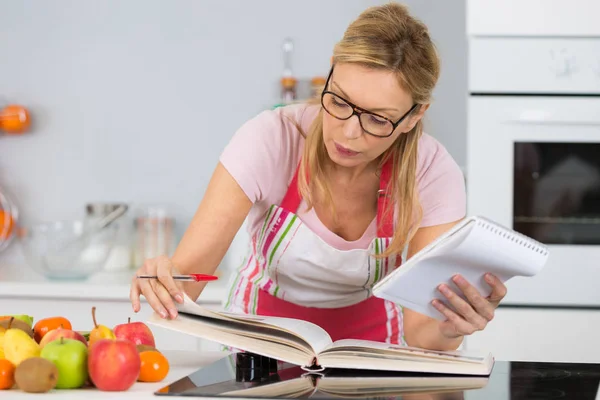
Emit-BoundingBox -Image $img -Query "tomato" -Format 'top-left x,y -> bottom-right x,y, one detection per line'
0,211 -> 14,240
138,351 -> 169,382
0,105 -> 30,134
0,359 -> 15,390
33,317 -> 72,343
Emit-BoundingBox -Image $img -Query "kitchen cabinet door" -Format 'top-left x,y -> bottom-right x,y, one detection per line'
463,307 -> 600,363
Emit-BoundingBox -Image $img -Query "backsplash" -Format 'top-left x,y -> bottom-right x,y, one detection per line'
0,0 -> 466,269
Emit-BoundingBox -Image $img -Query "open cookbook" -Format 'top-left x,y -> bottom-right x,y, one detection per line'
147,294 -> 494,376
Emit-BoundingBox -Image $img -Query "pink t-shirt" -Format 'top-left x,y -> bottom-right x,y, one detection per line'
219,103 -> 466,250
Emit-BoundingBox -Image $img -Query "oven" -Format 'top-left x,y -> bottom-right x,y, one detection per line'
467,36 -> 600,307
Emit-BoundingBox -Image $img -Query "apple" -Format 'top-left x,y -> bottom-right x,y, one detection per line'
88,338 -> 140,391
114,317 -> 155,347
39,326 -> 88,348
40,337 -> 88,389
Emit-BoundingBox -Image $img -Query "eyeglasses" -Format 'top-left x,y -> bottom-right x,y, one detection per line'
320,66 -> 419,138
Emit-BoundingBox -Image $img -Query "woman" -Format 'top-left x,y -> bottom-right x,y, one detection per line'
130,2 -> 507,351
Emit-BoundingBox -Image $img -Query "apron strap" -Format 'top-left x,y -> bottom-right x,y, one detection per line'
280,162 -> 304,213
280,158 -> 395,237
376,157 -> 394,237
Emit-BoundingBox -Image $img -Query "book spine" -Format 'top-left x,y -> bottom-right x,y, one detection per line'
300,357 -> 325,373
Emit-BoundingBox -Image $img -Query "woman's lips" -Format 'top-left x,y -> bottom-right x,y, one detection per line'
334,142 -> 360,157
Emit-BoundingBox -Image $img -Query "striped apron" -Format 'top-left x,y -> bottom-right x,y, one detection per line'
224,158 -> 405,345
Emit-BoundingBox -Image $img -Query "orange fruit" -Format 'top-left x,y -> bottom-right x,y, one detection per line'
0,210 -> 14,240
0,359 -> 15,390
0,105 -> 30,134
138,351 -> 169,382
33,317 -> 72,344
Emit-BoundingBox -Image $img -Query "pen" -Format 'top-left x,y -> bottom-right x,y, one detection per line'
136,274 -> 219,282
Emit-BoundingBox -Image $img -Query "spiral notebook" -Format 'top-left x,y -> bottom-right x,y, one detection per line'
372,216 -> 550,320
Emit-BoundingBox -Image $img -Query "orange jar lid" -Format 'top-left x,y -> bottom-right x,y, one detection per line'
281,76 -> 297,88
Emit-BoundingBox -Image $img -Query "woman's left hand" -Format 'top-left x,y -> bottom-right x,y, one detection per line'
432,273 -> 507,339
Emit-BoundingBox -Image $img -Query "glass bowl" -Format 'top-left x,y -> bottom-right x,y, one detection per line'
18,220 -> 119,280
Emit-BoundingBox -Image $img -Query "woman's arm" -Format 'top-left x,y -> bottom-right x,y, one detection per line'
171,162 -> 253,301
130,162 -> 252,316
402,220 -> 507,351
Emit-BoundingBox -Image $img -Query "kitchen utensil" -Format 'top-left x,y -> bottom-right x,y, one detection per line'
52,204 -> 127,255
136,274 -> 219,282
86,202 -> 133,271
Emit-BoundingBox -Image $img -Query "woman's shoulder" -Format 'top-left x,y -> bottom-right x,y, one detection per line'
272,102 -> 321,137
416,132 -> 464,181
414,132 -> 467,226
219,103 -> 319,205
247,102 -> 320,132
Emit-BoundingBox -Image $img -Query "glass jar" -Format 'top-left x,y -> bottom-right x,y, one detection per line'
310,76 -> 326,99
133,205 -> 176,268
281,76 -> 297,104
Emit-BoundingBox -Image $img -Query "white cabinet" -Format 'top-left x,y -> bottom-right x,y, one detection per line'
467,0 -> 600,37
463,307 -> 600,363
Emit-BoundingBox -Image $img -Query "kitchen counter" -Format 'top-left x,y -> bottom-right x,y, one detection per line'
7,351 -> 600,399
0,264 -> 228,303
4,350 -> 229,399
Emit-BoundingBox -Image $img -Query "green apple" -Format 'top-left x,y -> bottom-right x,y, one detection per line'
40,338 -> 88,389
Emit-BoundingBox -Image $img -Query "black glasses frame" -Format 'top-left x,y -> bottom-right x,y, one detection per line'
320,65 -> 419,138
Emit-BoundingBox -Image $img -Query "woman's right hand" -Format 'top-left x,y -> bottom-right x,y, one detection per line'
130,255 -> 185,319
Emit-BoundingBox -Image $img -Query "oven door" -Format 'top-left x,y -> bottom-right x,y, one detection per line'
467,95 -> 600,307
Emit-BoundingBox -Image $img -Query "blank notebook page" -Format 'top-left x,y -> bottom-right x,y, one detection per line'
372,216 -> 550,320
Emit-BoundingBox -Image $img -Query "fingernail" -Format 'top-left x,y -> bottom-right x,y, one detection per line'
438,284 -> 451,295
169,309 -> 178,319
160,310 -> 168,319
453,275 -> 466,285
175,294 -> 183,303
485,273 -> 494,283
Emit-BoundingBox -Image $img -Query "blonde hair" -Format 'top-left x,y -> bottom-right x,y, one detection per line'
297,2 -> 440,258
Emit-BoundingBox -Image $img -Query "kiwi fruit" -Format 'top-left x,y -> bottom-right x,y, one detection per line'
0,319 -> 33,338
14,357 -> 59,393
137,344 -> 160,353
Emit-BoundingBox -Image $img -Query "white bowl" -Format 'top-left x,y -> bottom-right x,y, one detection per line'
18,220 -> 118,280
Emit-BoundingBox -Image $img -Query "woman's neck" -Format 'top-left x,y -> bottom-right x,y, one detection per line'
326,159 -> 379,186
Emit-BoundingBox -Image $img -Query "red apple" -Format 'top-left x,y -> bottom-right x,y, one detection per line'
113,317 -> 156,347
39,326 -> 88,348
88,338 -> 140,391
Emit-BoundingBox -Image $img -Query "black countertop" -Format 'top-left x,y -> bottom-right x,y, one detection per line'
157,354 -> 600,399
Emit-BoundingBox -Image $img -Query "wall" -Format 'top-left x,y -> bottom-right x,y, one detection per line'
0,0 -> 466,266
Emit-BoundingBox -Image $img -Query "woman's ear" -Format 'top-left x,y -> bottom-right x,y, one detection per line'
404,104 -> 430,132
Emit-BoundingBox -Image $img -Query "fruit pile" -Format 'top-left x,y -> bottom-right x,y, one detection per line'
0,308 -> 169,393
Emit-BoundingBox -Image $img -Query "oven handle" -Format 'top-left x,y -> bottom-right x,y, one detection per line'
506,110 -> 600,126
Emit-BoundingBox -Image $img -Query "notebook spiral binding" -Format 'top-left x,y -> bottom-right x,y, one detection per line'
475,217 -> 549,257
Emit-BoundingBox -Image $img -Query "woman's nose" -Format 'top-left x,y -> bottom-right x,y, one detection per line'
342,115 -> 363,139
